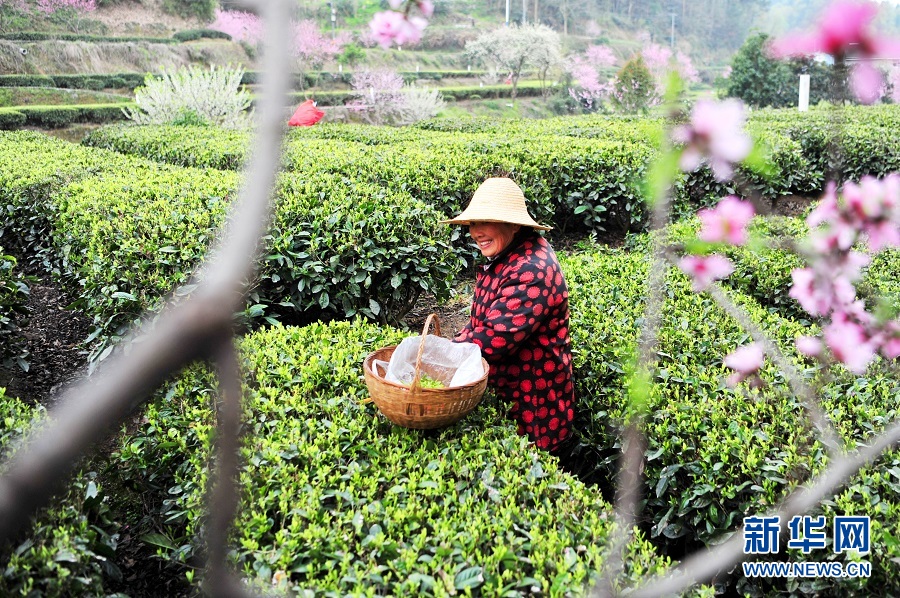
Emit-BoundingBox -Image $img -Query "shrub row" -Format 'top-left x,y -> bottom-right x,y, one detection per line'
171,28 -> 232,42
560,238 -> 900,594
113,318 -> 677,596
747,105 -> 900,184
0,73 -> 146,91
0,248 -> 29,369
0,70 -> 490,93
0,389 -> 121,597
0,31 -> 178,43
0,132 -> 458,362
0,103 -> 129,128
287,82 -> 547,108
0,109 -> 26,129
83,123 -> 658,237
82,114 -> 826,238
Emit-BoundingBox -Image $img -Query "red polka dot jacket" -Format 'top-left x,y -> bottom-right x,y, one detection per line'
454,230 -> 575,451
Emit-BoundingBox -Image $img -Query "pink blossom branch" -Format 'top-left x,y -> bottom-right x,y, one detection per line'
594,155 -> 675,597
672,253 -> 843,453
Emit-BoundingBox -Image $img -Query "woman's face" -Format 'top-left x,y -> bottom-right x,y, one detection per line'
468,222 -> 521,258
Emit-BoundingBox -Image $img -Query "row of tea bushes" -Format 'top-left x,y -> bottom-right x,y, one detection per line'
0,389 -> 121,596
748,105 -> 900,183
560,241 -> 900,595
0,131 -> 458,362
113,318 -> 684,596
82,111 -> 841,236
0,248 -> 28,368
0,103 -> 129,129
83,123 -> 658,236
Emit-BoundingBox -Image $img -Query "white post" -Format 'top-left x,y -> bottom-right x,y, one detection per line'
798,74 -> 810,112
505,0 -> 510,25
338,63 -> 342,73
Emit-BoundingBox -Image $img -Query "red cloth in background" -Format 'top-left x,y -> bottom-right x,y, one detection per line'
288,99 -> 324,126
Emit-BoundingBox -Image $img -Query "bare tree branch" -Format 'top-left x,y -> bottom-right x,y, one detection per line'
593,186 -> 673,597
205,337 -> 247,597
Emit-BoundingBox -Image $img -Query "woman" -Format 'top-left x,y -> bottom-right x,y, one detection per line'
442,177 -> 575,451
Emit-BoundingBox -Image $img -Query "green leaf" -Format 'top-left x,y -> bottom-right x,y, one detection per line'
454,566 -> 484,590
141,533 -> 177,551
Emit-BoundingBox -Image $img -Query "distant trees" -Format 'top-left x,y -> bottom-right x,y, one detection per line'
724,33 -> 832,108
465,24 -> 562,100
611,54 -> 657,113
565,44 -> 617,111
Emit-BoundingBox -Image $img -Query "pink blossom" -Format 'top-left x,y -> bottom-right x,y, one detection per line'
211,9 -> 264,45
673,99 -> 752,182
823,317 -> 877,373
878,323 -> 900,359
724,342 -> 765,387
698,195 -> 755,246
565,47 -> 616,110
292,20 -> 349,66
770,1 -> 900,103
725,342 -> 764,373
418,0 -> 435,18
369,10 -> 426,48
388,0 -> 404,8
796,336 -> 824,356
850,62 -> 884,104
641,43 -> 700,94
585,45 -> 617,68
771,1 -> 881,58
789,268 -> 832,316
678,254 -> 734,291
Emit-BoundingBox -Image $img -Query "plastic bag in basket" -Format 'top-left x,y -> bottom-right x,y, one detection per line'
381,335 -> 483,388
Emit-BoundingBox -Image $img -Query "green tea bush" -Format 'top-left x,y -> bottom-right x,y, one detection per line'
0,247 -> 28,369
0,108 -> 26,129
84,124 -> 249,170
115,319 -> 672,595
0,389 -> 121,597
0,134 -> 459,357
7,104 -> 131,128
84,123 -> 656,236
172,29 -> 231,42
261,175 -> 459,324
561,244 -> 900,594
0,75 -> 55,87
54,166 -> 238,361
0,131 -> 153,272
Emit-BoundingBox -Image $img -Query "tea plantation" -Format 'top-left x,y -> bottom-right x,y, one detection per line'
1,105 -> 899,596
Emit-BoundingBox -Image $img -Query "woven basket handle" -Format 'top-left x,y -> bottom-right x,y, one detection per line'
410,313 -> 441,391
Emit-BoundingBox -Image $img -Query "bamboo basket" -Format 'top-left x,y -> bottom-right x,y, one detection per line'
362,314 -> 488,429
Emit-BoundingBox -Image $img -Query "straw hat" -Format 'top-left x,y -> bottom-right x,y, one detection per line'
441,178 -> 552,231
